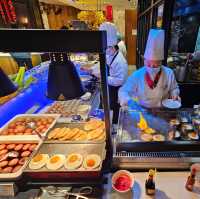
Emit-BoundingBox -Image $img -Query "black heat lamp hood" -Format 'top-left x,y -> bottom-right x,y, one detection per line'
47,53 -> 85,100
0,67 -> 17,97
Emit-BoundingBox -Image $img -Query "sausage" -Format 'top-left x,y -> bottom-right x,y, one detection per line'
2,166 -> 13,173
14,144 -> 23,151
23,132 -> 32,135
7,144 -> 16,150
0,149 -> 8,156
29,144 -> 37,151
0,144 -> 6,150
1,130 -> 9,135
12,165 -> 22,173
15,121 -> 23,126
19,157 -> 27,165
0,153 -> 7,162
47,118 -> 54,123
22,144 -> 31,151
24,129 -> 33,134
8,158 -> 19,166
21,151 -> 31,157
13,129 -> 19,134
18,157 -> 28,165
0,160 -> 8,167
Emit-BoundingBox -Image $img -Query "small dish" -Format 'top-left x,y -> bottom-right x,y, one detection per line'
162,99 -> 181,109
112,170 -> 134,193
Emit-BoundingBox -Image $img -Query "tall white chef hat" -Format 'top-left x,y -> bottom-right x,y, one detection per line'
144,29 -> 165,60
99,22 -> 118,47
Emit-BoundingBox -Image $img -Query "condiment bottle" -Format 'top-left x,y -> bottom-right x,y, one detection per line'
185,168 -> 196,191
145,169 -> 156,195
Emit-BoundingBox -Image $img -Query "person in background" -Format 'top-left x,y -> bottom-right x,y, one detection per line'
82,22 -> 128,124
119,29 -> 180,108
10,23 -> 33,70
117,32 -> 127,59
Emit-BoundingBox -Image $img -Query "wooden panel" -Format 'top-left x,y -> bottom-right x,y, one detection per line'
0,56 -> 18,75
47,5 -> 79,29
125,9 -> 137,65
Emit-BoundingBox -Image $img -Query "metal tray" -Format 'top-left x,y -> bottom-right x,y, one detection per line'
0,138 -> 42,181
0,114 -> 60,138
44,123 -> 106,144
24,142 -> 106,180
39,89 -> 100,123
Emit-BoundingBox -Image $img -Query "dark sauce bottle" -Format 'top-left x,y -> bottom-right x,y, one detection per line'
145,170 -> 155,195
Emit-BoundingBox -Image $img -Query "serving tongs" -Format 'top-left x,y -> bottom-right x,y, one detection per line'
27,121 -> 43,139
0,151 -> 19,162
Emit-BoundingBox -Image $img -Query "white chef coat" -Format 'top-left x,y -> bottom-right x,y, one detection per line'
91,51 -> 128,87
118,66 -> 180,108
118,40 -> 127,58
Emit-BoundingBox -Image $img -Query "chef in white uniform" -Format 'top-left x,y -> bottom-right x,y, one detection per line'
117,32 -> 127,58
82,22 -> 128,123
119,29 -> 180,108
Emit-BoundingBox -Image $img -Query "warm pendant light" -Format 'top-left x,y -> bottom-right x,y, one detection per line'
47,53 -> 85,100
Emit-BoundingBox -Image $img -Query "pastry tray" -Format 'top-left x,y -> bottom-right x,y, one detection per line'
44,123 -> 106,144
24,142 -> 106,180
0,114 -> 60,138
39,89 -> 100,123
0,137 -> 42,181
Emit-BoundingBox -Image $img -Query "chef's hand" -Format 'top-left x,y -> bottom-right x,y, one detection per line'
171,95 -> 181,101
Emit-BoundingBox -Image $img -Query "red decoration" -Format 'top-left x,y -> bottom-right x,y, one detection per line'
8,0 -> 16,22
0,0 -> 16,24
2,0 -> 12,23
0,0 -> 6,24
105,5 -> 113,22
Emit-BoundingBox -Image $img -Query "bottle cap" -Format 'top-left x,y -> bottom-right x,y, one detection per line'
149,169 -> 156,177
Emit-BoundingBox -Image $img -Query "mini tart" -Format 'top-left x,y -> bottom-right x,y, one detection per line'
153,134 -> 165,141
83,154 -> 101,170
140,134 -> 153,142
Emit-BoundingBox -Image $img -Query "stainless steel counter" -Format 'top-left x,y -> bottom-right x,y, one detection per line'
2,172 -> 200,199
103,172 -> 200,199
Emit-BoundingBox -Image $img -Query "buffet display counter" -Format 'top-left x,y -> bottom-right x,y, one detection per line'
113,108 -> 200,169
0,62 -> 100,127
